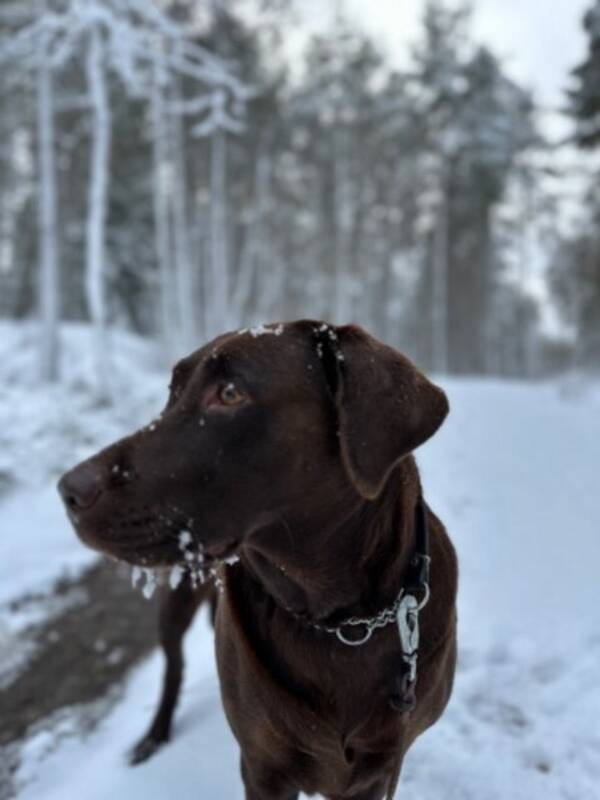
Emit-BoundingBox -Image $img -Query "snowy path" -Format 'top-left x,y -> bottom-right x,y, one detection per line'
3,378 -> 600,800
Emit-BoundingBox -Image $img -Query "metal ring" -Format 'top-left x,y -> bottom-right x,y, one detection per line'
336,624 -> 374,646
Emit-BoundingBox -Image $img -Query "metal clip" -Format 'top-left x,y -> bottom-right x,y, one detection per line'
397,593 -> 420,683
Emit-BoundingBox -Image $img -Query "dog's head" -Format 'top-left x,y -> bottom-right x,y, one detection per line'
58,321 -> 448,569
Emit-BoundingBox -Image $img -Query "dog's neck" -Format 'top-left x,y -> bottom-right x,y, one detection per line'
240,458 -> 421,624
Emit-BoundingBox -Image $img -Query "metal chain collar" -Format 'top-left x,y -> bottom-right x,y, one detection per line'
291,579 -> 430,647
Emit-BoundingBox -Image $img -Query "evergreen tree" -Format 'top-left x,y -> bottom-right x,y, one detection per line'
0,0 -> 570,380
409,2 -> 539,373
283,22 -> 385,324
569,0 -> 600,148
549,183 -> 600,367
555,0 -> 600,367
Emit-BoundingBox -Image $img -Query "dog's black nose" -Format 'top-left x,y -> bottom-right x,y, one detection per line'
58,463 -> 104,511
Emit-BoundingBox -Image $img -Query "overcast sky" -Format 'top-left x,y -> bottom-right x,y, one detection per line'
295,0 -> 592,139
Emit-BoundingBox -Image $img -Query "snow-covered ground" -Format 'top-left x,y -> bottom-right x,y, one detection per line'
1,322 -> 599,799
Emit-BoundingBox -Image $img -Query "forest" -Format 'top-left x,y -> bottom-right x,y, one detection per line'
1,0 -> 599,395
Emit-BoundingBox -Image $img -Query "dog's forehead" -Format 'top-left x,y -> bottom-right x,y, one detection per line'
203,323 -> 307,365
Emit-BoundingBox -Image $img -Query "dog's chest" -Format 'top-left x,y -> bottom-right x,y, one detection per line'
216,578 -> 406,795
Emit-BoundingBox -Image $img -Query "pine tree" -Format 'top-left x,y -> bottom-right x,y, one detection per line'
409,2 -> 539,374
557,0 -> 600,367
569,0 -> 600,148
285,23 -> 385,324
549,182 -> 600,368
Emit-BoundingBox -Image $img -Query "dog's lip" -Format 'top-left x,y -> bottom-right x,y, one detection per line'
71,526 -> 181,567
68,508 -> 241,569
110,537 -> 241,569
105,542 -> 180,568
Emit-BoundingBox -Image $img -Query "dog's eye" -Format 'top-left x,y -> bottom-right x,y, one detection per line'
202,381 -> 248,410
218,382 -> 245,406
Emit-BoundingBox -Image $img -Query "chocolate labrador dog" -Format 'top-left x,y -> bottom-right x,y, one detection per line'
58,321 -> 458,800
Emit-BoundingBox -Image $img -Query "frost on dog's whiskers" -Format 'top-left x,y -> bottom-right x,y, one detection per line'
131,565 -> 142,589
178,530 -> 192,549
141,568 -> 157,599
177,529 -> 210,590
129,528 -> 239,600
169,563 -> 184,590
131,565 -> 158,599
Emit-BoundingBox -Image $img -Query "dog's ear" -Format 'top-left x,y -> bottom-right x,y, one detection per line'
331,325 -> 449,500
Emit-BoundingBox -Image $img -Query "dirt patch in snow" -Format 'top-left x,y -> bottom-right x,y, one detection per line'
0,560 -> 158,795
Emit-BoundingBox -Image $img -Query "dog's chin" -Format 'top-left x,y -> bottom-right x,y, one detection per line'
85,538 -> 181,569
69,521 -> 181,569
106,546 -> 179,569
66,499 -> 242,570
72,517 -> 240,572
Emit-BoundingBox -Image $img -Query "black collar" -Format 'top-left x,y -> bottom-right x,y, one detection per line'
404,495 -> 431,592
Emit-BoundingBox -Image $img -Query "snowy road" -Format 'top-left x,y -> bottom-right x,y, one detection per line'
2,375 -> 600,799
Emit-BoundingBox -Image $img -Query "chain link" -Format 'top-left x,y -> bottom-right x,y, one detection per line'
288,583 -> 430,647
315,590 -> 404,633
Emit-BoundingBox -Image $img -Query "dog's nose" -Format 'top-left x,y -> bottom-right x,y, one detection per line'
58,463 -> 104,511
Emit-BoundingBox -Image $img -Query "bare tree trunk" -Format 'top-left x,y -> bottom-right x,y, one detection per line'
234,224 -> 257,320
332,128 -> 352,323
432,181 -> 449,373
85,24 -> 111,398
480,204 -> 493,374
170,73 -> 196,352
208,124 -> 230,336
151,59 -> 175,361
239,142 -> 272,320
200,206 -> 212,339
518,170 -> 536,377
37,7 -> 59,382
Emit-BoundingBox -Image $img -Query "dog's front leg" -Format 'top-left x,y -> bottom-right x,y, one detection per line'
130,577 -> 214,764
331,783 -> 388,800
241,755 -> 299,800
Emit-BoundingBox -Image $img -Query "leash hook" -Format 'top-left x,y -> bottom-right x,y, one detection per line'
396,585 -> 429,690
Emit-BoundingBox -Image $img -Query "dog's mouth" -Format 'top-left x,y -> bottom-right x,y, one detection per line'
68,509 -> 240,598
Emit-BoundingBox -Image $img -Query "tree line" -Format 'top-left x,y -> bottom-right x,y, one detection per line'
0,0 -> 598,394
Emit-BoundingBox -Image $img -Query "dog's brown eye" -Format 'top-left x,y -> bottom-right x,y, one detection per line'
219,382 -> 245,406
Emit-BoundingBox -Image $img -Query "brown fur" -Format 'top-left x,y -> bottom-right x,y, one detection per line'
58,321 -> 458,800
